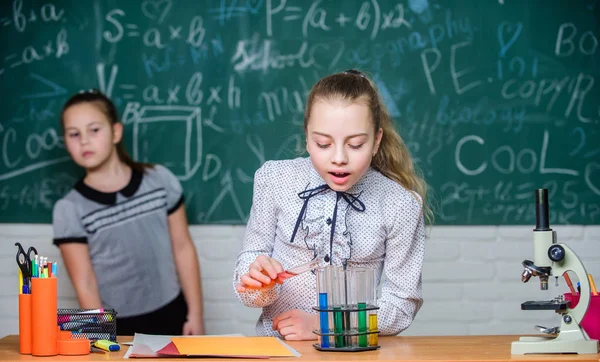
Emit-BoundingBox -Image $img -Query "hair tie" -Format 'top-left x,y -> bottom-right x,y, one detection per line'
343,69 -> 366,78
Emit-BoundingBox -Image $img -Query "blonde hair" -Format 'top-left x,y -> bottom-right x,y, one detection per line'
303,70 -> 433,225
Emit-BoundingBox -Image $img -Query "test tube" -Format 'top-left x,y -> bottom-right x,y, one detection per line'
342,268 -> 352,347
353,268 -> 370,347
331,266 -> 345,348
367,269 -> 378,347
316,267 -> 332,348
369,314 -> 378,345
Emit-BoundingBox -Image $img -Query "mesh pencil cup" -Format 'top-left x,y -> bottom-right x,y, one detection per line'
312,266 -> 380,352
57,308 -> 118,342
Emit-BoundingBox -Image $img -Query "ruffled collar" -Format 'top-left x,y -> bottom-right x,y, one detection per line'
290,160 -> 374,264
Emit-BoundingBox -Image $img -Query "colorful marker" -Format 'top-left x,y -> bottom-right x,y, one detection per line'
18,268 -> 23,294
93,340 -> 120,351
589,274 -> 598,296
57,309 -> 105,324
563,272 -> 576,295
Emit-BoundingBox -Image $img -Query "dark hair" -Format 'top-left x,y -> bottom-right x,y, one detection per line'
304,70 -> 433,224
60,89 -> 152,173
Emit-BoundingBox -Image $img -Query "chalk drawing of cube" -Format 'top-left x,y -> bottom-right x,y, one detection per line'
133,106 -> 202,181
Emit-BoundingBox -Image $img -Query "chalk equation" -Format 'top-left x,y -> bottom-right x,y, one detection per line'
0,0 -> 598,224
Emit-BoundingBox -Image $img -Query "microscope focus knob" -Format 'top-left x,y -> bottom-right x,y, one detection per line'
548,245 -> 565,262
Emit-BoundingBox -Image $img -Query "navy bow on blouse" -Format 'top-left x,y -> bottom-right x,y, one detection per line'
290,184 -> 366,263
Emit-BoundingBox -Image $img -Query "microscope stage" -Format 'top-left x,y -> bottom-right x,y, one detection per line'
521,300 -> 569,311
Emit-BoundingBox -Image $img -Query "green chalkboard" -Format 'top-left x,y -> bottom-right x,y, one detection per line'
1,0 -> 599,225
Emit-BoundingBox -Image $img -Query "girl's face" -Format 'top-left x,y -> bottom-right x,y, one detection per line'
62,103 -> 122,171
306,99 -> 382,192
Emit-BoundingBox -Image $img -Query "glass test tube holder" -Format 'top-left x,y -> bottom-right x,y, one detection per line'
311,303 -> 380,352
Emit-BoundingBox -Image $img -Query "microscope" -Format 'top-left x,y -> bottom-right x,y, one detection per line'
511,189 -> 599,354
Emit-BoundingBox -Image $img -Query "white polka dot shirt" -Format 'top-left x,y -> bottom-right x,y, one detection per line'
233,157 -> 425,337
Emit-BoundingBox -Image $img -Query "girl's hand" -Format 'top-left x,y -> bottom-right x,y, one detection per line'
182,314 -> 205,335
236,255 -> 284,293
272,310 -> 319,341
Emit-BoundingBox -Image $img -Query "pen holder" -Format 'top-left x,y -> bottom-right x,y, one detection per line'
18,293 -> 32,354
31,277 -> 58,356
564,292 -> 600,340
312,266 -> 380,352
57,328 -> 91,355
57,308 -> 118,342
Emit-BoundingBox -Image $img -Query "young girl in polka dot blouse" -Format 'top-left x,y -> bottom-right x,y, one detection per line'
233,70 -> 430,340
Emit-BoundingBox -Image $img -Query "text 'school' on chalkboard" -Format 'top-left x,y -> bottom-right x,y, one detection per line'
0,0 -> 598,225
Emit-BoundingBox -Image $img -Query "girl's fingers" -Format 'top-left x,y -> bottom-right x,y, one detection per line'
255,256 -> 284,279
269,258 -> 284,273
250,268 -> 273,285
240,256 -> 286,292
255,258 -> 276,279
239,271 -> 277,291
240,273 -> 263,288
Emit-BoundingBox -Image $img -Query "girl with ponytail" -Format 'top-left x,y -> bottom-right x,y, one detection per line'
234,70 -> 428,340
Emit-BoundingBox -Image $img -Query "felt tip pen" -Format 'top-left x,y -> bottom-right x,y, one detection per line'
75,326 -> 105,333
563,272 -> 577,295
18,269 -> 23,294
588,274 -> 598,296
93,340 -> 120,352
59,318 -> 98,329
81,308 -> 104,314
33,255 -> 38,278
61,323 -> 113,332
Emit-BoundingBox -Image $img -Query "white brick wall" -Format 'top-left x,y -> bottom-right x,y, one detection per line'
1,224 -> 598,338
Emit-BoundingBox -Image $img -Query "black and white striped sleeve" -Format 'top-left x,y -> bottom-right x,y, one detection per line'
155,165 -> 184,214
52,199 -> 88,246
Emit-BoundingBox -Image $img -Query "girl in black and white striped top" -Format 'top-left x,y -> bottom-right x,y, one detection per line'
53,90 -> 204,336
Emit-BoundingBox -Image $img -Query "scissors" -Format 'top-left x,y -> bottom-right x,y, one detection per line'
15,242 -> 38,284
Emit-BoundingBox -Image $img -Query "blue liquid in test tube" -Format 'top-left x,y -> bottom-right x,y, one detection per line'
318,292 -> 330,347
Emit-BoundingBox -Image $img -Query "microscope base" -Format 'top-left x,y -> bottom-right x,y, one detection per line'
511,336 -> 599,354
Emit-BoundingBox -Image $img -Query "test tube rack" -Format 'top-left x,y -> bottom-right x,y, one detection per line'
311,303 -> 380,351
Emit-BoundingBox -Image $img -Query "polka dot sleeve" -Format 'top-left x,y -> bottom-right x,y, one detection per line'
233,161 -> 280,307
378,192 -> 425,335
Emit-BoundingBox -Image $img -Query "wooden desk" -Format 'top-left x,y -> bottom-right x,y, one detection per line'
1,335 -> 599,362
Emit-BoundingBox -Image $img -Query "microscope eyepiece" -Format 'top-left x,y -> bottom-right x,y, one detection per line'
534,189 -> 551,231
